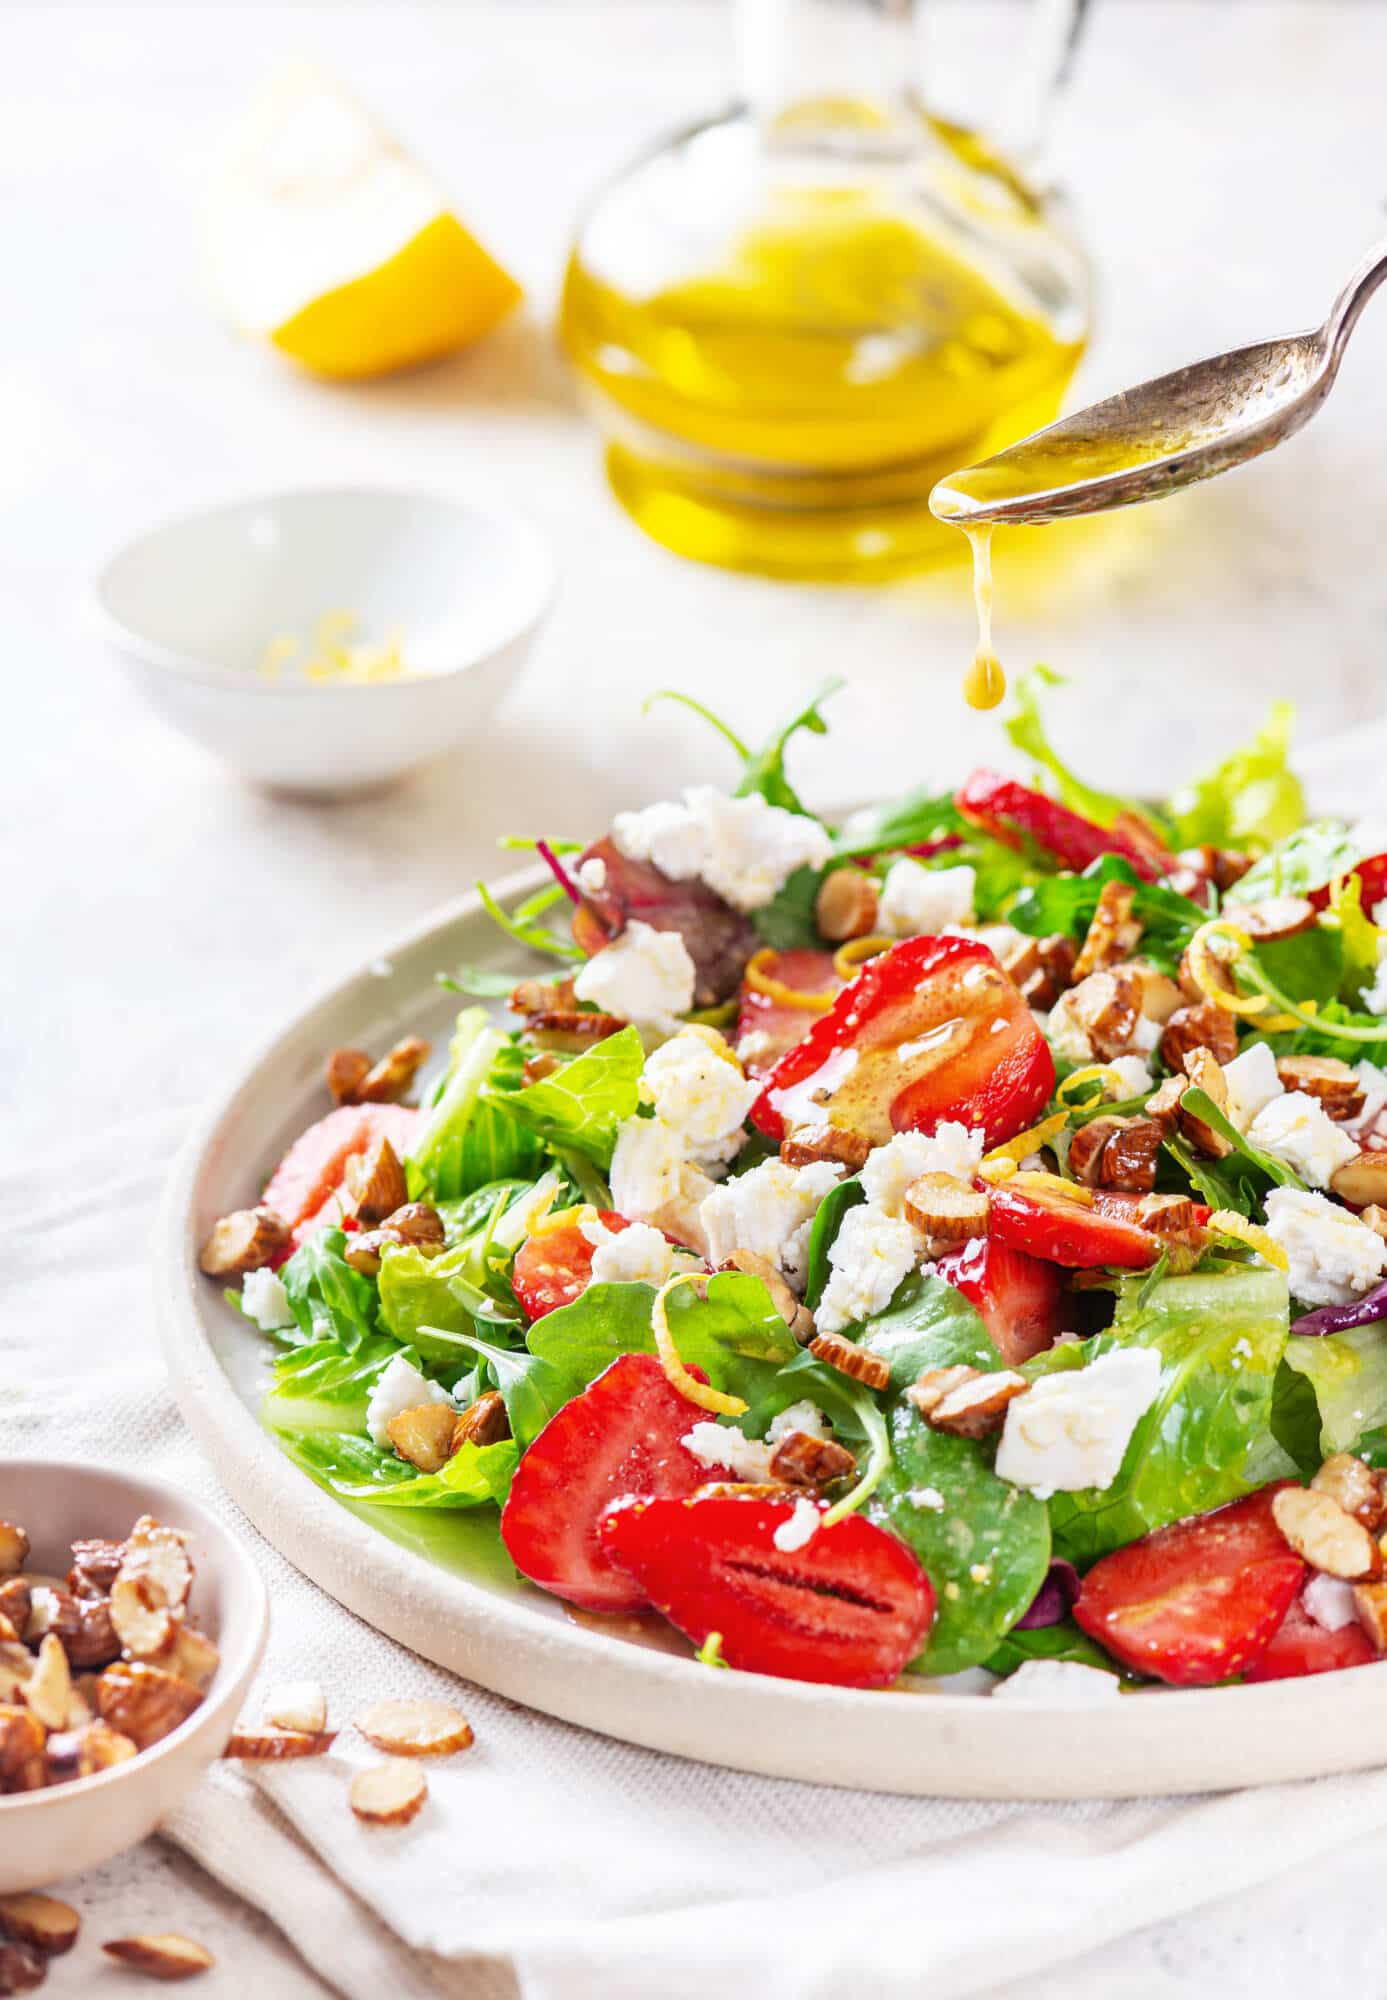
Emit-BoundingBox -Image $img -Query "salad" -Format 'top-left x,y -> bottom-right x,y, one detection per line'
200,675 -> 1387,1698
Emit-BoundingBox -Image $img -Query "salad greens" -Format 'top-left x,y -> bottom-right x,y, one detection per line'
1167,699 -> 1305,855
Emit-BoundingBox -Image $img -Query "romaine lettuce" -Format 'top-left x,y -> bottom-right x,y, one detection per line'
1168,700 -> 1305,855
284,1428 -> 518,1509
488,1026 -> 644,1168
406,1009 -> 544,1202
1283,1320 -> 1387,1455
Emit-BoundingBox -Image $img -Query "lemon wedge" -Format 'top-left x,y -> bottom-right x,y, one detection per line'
205,67 -> 521,380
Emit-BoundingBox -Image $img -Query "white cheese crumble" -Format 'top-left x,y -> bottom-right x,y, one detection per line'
907,1486 -> 946,1511
572,919 -> 696,1031
1106,1054 -> 1155,1101
611,786 -> 832,913
700,1158 -> 841,1289
241,1266 -> 295,1331
1364,947 -> 1387,1019
681,1421 -> 772,1480
995,1347 -> 1163,1500
1222,1041 -> 1285,1133
878,859 -> 977,938
772,1496 -> 821,1553
990,1660 -> 1121,1705
642,1028 -> 758,1161
366,1354 -> 453,1449
609,1114 -> 715,1244
587,1219 -> 679,1288
767,1400 -> 830,1443
575,856 -> 608,895
1247,1091 -> 1358,1189
859,1123 -> 984,1221
1045,990 -> 1095,1066
1263,1187 -> 1387,1306
1303,1571 -> 1359,1632
815,1203 -> 919,1335
768,1045 -> 858,1133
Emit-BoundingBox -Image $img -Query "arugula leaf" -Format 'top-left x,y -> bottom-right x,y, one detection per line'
860,1274 -> 1051,1676
407,1011 -> 545,1202
1283,1319 -> 1387,1455
1260,1002 -> 1387,1064
802,1176 -> 865,1310
1253,926 -> 1344,1009
1035,1267 -> 1290,1565
525,1271 -> 799,1405
489,1025 -> 644,1168
1168,700 -> 1305,855
437,966 -> 521,1000
751,864 -> 823,951
477,878 -> 581,961
284,1428 -> 517,1509
1007,855 -> 1208,972
1162,1132 -> 1267,1219
440,1329 -> 571,1452
1005,666 -> 1157,833
984,1621 -> 1125,1679
280,1229 -> 380,1353
644,679 -> 842,817
1179,1086 -> 1307,1194
1232,821 -> 1362,904
831,788 -> 966,861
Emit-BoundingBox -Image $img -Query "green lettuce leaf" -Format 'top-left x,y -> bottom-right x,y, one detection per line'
801,1176 -> 865,1309
644,679 -> 842,817
406,1010 -> 544,1202
283,1428 -> 518,1509
1283,1320 -> 1387,1455
1036,1267 -> 1290,1565
263,1332 -> 402,1436
1168,700 -> 1305,855
280,1229 -> 380,1353
830,789 -> 966,861
1324,872 -> 1382,1002
489,1026 -> 644,1168
1252,926 -> 1345,1009
1005,666 -> 1156,833
377,1238 -> 524,1357
984,1621 -> 1124,1679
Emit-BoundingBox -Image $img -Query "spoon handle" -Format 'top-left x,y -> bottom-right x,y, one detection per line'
1325,237 -> 1387,364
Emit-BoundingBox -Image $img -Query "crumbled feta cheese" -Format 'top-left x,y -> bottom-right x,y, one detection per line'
610,1114 -> 688,1218
1222,1041 -> 1285,1133
642,1028 -> 758,1159
572,920 -> 696,1031
700,1158 -> 840,1287
772,1496 -> 821,1553
1263,1187 -> 1387,1306
1106,1054 -> 1154,1101
575,856 -> 608,895
1045,990 -> 1095,1066
611,787 -> 832,914
878,859 -> 977,938
766,1400 -> 830,1444
908,1486 -> 946,1511
1131,1014 -> 1162,1054
1247,1091 -> 1358,1188
366,1355 -> 453,1448
736,1028 -> 774,1066
768,1046 -> 858,1132
682,1421 -> 773,1480
991,1660 -> 1121,1704
588,1220 -> 678,1288
815,1203 -> 919,1334
1303,1572 -> 1359,1632
995,1347 -> 1163,1500
859,1124 -> 984,1221
241,1266 -> 295,1331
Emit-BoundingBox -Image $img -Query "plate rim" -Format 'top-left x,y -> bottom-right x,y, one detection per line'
155,868 -> 1387,1799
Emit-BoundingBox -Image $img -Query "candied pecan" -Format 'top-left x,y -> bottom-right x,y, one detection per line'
528,1010 -> 625,1051
0,1941 -> 46,1993
451,1390 -> 511,1452
1070,1116 -> 1164,1194
522,1051 -> 562,1087
510,978 -> 576,1017
355,1036 -> 432,1104
1070,967 -> 1146,1061
344,1136 -> 408,1222
906,1364 -> 978,1418
1312,1454 -> 1387,1532
1072,880 -> 1144,982
0,1527 -> 27,1578
1160,1000 -> 1239,1072
912,1366 -> 1028,1439
68,1538 -> 125,1599
42,1722 -> 136,1783
1199,846 -> 1252,892
1276,1056 -> 1365,1121
96,1661 -> 202,1752
780,1124 -> 871,1173
24,1585 -> 80,1651
325,1047 -> 372,1105
0,1584 -> 29,1639
1272,1487 -> 1381,1581
1014,933 -> 1076,1011
807,1333 -> 891,1392
767,1431 -> 858,1490
814,869 -> 880,943
901,1174 -> 989,1247
0,1708 -> 45,1790
197,1206 -> 290,1279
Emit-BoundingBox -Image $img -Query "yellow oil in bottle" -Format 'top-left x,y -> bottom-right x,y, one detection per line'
560,109 -> 1089,579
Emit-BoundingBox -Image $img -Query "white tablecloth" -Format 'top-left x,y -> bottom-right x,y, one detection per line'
10,3 -> 1387,1994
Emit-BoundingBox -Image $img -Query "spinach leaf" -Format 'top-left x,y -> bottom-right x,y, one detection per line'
1268,1359 -> 1323,1478
1168,700 -> 1305,855
1036,1267 -> 1290,1565
280,1229 -> 381,1353
1283,1319 -> 1387,1455
802,1176 -> 865,1310
1254,927 -> 1344,1009
1233,820 -> 1362,903
831,788 -> 966,861
407,1010 -> 545,1202
984,1621 -> 1124,1679
489,1026 -> 644,1168
860,1274 -> 1051,1676
751,864 -> 824,951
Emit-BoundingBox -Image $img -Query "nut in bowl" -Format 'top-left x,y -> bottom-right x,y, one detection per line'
0,1462 -> 268,1894
89,487 -> 555,798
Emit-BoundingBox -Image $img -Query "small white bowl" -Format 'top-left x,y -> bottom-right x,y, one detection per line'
90,487 -> 554,797
0,1460 -> 269,1893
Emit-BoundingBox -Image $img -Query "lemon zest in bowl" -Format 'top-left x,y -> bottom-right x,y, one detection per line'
258,610 -> 412,685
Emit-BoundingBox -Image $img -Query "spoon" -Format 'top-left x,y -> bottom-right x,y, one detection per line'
930,238 -> 1387,527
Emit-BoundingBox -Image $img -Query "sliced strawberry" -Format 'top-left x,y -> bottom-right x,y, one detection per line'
261,1104 -> 420,1239
1074,1485 -> 1306,1685
511,1211 -> 635,1320
600,1493 -> 934,1686
751,936 -> 1054,1151
1243,1594 -> 1375,1682
499,1354 -> 735,1612
987,1182 -> 1159,1270
1308,851 -> 1387,913
735,948 -> 841,1076
572,837 -> 758,1007
935,1235 -> 1063,1365
955,770 -> 1174,882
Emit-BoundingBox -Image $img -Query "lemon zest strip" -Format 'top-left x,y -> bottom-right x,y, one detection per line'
652,1272 -> 748,1417
1007,1171 -> 1094,1206
977,1156 -> 1018,1184
533,1202 -> 594,1238
1058,1065 -> 1124,1104
985,1111 -> 1071,1164
1187,919 -> 1269,1017
745,948 -> 836,1014
832,935 -> 895,983
1206,1209 -> 1289,1273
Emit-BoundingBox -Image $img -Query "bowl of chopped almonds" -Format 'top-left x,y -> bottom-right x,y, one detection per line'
0,1461 -> 269,1895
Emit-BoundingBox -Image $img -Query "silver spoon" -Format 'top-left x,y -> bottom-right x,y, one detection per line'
930,238 -> 1387,527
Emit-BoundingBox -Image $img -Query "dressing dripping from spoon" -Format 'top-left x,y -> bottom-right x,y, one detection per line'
960,525 -> 1006,711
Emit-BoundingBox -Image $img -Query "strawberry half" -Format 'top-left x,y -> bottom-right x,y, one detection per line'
934,1235 -> 1063,1365
600,1493 -> 935,1686
499,1353 -> 736,1612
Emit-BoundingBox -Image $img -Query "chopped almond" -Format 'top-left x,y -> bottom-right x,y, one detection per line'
325,1047 -> 372,1105
779,1124 -> 871,1173
0,1941 -> 46,1993
1130,963 -> 1184,1025
1069,966 -> 1145,1061
263,1681 -> 326,1734
1271,1485 -> 1382,1581
902,1174 -> 989,1246
1330,1154 -> 1387,1210
354,1697 -> 473,1757
67,1538 -> 124,1599
0,1584 -> 29,1639
350,1758 -> 428,1826
807,1332 -> 891,1392
222,1728 -> 336,1760
168,1626 -> 220,1692
357,1036 -> 431,1104
108,1577 -> 176,1662
1011,933 -> 1076,1012
197,1206 -> 289,1278
510,978 -> 575,1017
344,1135 -> 409,1222
1223,896 -> 1317,943
0,1707 -> 45,1786
101,1934 -> 214,1980
451,1390 -> 511,1453
0,1527 -> 27,1579
814,869 -> 880,942
0,1895 -> 79,1957
767,1431 -> 857,1490
1311,1454 -> 1387,1531
1360,1204 -> 1387,1244
67,1598 -> 120,1671
24,1636 -> 70,1733
96,1661 -> 202,1751
1276,1055 -> 1365,1120
42,1721 -> 137,1782
1072,880 -> 1143,981
1160,1000 -> 1239,1072
1069,1117 -> 1163,1195
386,1402 -> 458,1475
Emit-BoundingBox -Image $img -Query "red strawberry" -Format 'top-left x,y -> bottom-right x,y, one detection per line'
935,1235 -> 1063,1365
511,1212 -> 635,1320
262,1104 -> 420,1240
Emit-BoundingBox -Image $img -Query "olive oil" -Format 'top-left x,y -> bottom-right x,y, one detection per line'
961,525 -> 1006,709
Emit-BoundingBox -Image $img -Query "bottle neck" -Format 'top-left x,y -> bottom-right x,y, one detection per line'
734,0 -> 923,128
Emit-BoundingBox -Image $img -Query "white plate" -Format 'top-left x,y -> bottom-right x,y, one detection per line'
157,870 -> 1387,1798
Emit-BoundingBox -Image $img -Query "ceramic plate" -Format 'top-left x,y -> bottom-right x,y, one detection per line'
157,870 -> 1387,1798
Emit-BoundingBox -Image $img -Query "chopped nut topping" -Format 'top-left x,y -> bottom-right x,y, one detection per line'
0,1585 -> 29,1640
197,1206 -> 289,1279
906,1364 -> 978,1418
355,1697 -> 474,1758
0,1526 -> 28,1579
1072,880 -> 1144,981
263,1682 -> 327,1734
42,1721 -> 137,1783
767,1431 -> 858,1491
344,1135 -> 408,1222
66,1598 -> 120,1671
452,1390 -> 511,1452
345,1201 -> 446,1274
0,1941 -> 46,1993
0,1706 -> 45,1789
350,1759 -> 428,1826
1222,897 -> 1317,943
528,1010 -> 625,1051
510,978 -> 576,1017
902,1173 -> 990,1249
356,1036 -> 432,1104
1012,933 -> 1077,1011
222,1728 -> 337,1760
0,1894 -> 80,1957
1068,1116 -> 1164,1195
24,1637 -> 70,1733
1069,967 -> 1146,1061
1275,1056 -> 1366,1120
1145,1074 -> 1187,1129
807,1332 -> 891,1391
1311,1454 -> 1387,1531
1329,1154 -> 1387,1210
386,1403 -> 458,1474
814,868 -> 880,942
168,1626 -> 219,1692
1160,1000 -> 1239,1073
1353,1579 -> 1387,1655
67,1538 -> 124,1599
95,1661 -> 203,1751
522,1051 -> 562,1086
780,1124 -> 871,1173
1359,1204 -> 1387,1243
1135,1192 -> 1205,1244
325,1047 -> 372,1105
1130,963 -> 1185,1025
1271,1485 -> 1382,1581
101,1934 -> 214,1980
909,1365 -> 1028,1439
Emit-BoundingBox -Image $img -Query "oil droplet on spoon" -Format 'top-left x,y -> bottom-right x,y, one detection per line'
961,524 -> 1006,710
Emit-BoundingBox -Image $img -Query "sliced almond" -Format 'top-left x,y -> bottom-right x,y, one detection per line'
0,1894 -> 80,1956
1311,1453 -> 1387,1530
386,1402 -> 457,1475
43,1722 -> 137,1782
814,868 -> 879,942
24,1636 -> 70,1734
263,1680 -> 326,1734
1276,1055 -> 1366,1120
344,1135 -> 408,1223
1330,1153 -> 1387,1209
222,1727 -> 336,1760
1223,896 -> 1317,942
102,1934 -> 214,1980
902,1173 -> 989,1246
197,1206 -> 289,1278
325,1046 -> 372,1105
1272,1484 -> 1382,1581
350,1758 -> 428,1826
451,1389 -> 511,1453
0,1527 -> 27,1578
354,1697 -> 473,1757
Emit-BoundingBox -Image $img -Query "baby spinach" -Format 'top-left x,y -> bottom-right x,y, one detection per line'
830,788 -> 966,861
1007,855 -> 1207,971
440,1329 -> 571,1453
984,1621 -> 1124,1680
489,1026 -> 644,1168
801,1176 -> 866,1309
